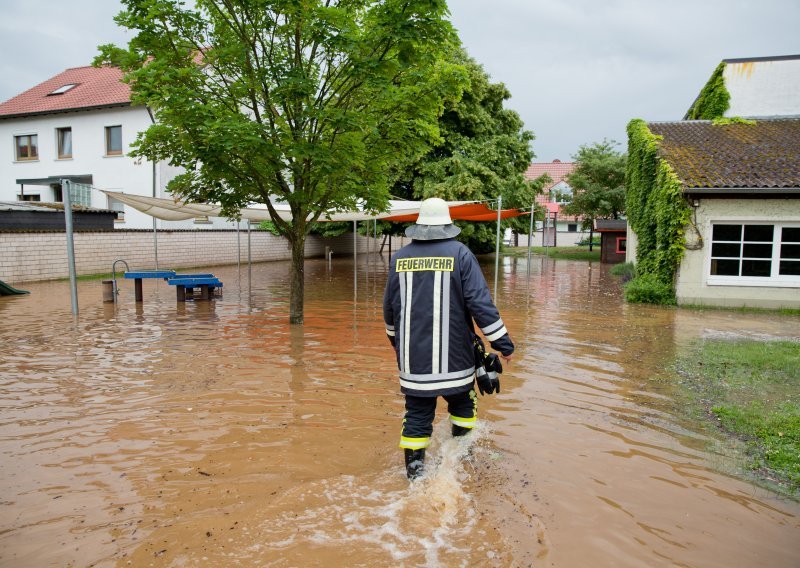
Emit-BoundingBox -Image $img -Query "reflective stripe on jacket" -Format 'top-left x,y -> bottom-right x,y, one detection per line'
383,238 -> 514,397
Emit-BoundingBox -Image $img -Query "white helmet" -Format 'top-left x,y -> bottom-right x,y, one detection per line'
405,197 -> 461,240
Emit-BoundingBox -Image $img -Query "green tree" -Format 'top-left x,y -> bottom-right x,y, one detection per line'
563,140 -> 627,245
390,51 -> 537,253
96,0 -> 466,323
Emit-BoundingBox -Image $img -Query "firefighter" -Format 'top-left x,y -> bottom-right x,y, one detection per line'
382,197 -> 514,480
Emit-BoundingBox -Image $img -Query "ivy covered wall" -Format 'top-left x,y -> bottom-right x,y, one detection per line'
625,119 -> 692,301
685,62 -> 731,120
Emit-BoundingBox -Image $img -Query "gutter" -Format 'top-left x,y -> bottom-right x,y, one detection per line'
0,102 -> 132,120
684,187 -> 800,195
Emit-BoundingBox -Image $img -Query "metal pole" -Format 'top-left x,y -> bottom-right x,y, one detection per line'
247,220 -> 252,289
353,220 -> 357,297
62,179 -> 79,315
527,202 -> 534,275
236,220 -> 241,272
152,162 -> 159,270
494,195 -> 502,299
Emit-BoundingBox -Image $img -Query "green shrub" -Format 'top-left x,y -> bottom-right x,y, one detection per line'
610,262 -> 636,280
624,273 -> 676,305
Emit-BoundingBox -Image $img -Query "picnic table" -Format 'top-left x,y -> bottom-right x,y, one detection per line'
166,274 -> 224,302
124,270 -> 177,302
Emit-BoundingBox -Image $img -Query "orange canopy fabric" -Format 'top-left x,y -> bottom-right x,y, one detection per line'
382,202 -> 527,223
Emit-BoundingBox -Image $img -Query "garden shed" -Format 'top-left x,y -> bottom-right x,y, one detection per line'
594,219 -> 627,264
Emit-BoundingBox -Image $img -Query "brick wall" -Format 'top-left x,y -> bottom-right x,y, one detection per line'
0,230 -> 381,283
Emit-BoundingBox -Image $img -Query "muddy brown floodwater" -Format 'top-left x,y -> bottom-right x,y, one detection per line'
0,255 -> 798,567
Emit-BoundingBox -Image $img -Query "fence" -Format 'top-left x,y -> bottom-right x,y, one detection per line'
0,230 -> 380,283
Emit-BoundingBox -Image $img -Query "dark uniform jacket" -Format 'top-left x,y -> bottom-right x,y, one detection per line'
383,238 -> 514,397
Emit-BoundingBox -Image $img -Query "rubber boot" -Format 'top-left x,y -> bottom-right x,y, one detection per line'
452,424 -> 472,437
404,448 -> 425,480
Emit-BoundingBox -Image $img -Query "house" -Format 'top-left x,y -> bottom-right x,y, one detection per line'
0,66 -> 230,229
626,118 -> 800,309
523,159 -> 586,246
685,54 -> 800,120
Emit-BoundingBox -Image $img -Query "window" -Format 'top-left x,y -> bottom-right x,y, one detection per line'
107,196 -> 125,222
57,127 -> 72,159
709,223 -> 800,286
17,194 -> 41,202
567,223 -> 578,232
616,237 -> 627,254
48,84 -> 78,95
105,126 -> 122,156
15,134 -> 38,161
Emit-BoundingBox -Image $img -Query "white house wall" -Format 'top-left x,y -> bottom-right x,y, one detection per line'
724,59 -> 800,118
676,198 -> 800,309
0,106 -> 232,230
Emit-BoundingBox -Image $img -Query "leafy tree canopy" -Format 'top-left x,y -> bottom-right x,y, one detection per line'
563,140 -> 627,229
384,50 -> 539,252
96,0 -> 466,322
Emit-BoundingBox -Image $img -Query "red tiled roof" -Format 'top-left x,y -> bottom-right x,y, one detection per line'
0,66 -> 131,119
524,160 -> 576,190
524,160 -> 580,221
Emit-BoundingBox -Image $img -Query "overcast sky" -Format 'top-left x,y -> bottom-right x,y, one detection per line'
1,0 -> 798,161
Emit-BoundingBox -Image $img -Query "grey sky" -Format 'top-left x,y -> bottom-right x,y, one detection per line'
1,0 -> 798,161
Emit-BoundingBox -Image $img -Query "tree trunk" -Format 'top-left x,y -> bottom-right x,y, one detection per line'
289,232 -> 306,324
588,226 -> 594,252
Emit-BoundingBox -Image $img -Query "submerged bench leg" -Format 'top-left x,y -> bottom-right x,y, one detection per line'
199,285 -> 210,300
135,278 -> 143,302
177,285 -> 186,302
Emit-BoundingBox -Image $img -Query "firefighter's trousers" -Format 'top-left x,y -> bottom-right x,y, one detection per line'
399,389 -> 478,449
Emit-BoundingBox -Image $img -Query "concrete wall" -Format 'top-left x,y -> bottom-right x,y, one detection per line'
675,198 -> 800,309
513,227 -> 590,247
724,58 -> 800,118
0,230 -> 379,283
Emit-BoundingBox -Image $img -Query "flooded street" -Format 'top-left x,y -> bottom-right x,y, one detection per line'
1,255 -> 798,567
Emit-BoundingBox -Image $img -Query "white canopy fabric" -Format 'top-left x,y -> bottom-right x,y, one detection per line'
102,190 -> 472,223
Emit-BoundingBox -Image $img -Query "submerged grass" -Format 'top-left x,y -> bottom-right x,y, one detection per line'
675,339 -> 800,493
503,246 -> 600,261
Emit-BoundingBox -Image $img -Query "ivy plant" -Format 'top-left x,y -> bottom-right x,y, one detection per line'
685,62 -> 730,120
625,119 -> 692,303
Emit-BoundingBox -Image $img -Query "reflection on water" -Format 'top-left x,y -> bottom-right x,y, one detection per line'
0,256 -> 798,567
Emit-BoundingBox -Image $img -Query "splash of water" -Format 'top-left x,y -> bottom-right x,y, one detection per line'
254,420 -> 498,566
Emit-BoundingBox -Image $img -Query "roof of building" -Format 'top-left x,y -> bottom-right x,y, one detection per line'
0,66 -> 131,119
0,201 -> 114,214
524,160 -> 580,220
594,219 -> 627,232
648,118 -> 800,191
524,159 -> 575,190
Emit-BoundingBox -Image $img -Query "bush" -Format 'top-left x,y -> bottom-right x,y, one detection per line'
610,262 -> 636,282
624,273 -> 676,305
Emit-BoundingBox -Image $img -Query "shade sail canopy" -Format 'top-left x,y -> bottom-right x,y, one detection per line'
101,190 -> 528,223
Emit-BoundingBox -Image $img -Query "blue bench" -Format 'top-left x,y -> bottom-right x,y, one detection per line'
167,274 -> 224,301
124,270 -> 177,301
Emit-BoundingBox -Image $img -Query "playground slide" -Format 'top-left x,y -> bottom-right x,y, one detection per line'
0,280 -> 29,295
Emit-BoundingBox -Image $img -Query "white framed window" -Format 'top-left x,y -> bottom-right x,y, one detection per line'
105,125 -> 122,156
707,222 -> 800,287
56,127 -> 72,159
14,134 -> 38,161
